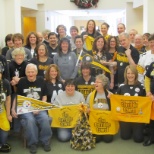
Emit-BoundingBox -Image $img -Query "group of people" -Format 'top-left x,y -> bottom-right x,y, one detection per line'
0,19 -> 154,153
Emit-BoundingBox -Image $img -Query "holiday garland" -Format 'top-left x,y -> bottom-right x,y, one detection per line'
71,0 -> 99,9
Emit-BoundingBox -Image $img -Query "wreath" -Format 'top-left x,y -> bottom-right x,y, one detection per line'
71,0 -> 99,9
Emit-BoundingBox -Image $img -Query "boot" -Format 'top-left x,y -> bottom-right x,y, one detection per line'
0,143 -> 11,153
143,128 -> 154,146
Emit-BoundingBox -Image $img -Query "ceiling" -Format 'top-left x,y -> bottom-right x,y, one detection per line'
55,9 -> 124,17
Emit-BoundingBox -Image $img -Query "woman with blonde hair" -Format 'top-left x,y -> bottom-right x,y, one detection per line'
116,65 -> 145,143
45,64 -> 64,103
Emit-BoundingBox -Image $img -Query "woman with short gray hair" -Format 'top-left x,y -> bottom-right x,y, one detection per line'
9,47 -> 28,92
86,74 -> 113,143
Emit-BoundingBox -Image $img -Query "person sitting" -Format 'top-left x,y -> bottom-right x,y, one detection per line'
45,64 -> 64,103
76,62 -> 95,99
116,65 -> 145,143
11,63 -> 52,153
86,74 -> 113,143
54,79 -> 85,142
0,65 -> 12,153
76,62 -> 95,86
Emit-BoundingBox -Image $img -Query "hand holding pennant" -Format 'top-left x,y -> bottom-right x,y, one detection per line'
17,95 -> 60,115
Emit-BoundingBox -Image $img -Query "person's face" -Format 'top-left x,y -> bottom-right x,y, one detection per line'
109,38 -> 116,48
43,33 -> 49,41
126,68 -> 135,84
82,68 -> 90,77
75,38 -> 83,49
87,21 -> 95,32
29,34 -> 37,44
61,41 -> 69,53
65,84 -> 75,96
70,29 -> 78,38
96,38 -> 104,50
94,78 -> 103,91
101,25 -> 108,35
7,40 -> 14,48
117,24 -> 125,34
119,35 -> 130,49
58,27 -> 66,36
134,36 -> 143,47
14,38 -> 23,48
37,33 -> 43,43
26,66 -> 37,82
49,67 -> 58,79
143,35 -> 149,46
129,31 -> 136,41
38,45 -> 46,57
48,35 -> 58,45
14,54 -> 24,65
149,40 -> 154,51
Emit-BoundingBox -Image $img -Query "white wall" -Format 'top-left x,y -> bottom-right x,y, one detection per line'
133,0 -> 143,8
126,2 -> 143,34
21,0 -> 38,10
44,0 -> 133,10
0,0 -> 6,47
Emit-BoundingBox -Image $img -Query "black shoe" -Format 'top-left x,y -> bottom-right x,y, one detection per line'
29,144 -> 37,154
43,144 -> 51,152
143,138 -> 154,146
0,143 -> 11,153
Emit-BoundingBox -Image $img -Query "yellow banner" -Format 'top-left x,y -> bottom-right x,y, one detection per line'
85,36 -> 94,50
110,94 -> 152,123
17,95 -> 57,115
89,110 -> 119,135
48,104 -> 81,128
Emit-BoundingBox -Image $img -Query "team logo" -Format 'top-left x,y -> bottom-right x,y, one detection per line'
23,101 -> 31,109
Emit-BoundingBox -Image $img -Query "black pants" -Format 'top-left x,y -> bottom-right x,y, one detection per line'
93,134 -> 113,143
120,122 -> 144,143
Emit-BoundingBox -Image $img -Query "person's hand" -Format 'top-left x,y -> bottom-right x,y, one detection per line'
33,110 -> 40,115
125,49 -> 131,57
13,76 -> 20,83
110,82 -> 114,90
7,115 -> 12,122
83,35 -> 88,41
146,92 -> 154,101
62,79 -> 65,83
11,109 -> 18,118
10,80 -> 17,86
100,60 -> 109,65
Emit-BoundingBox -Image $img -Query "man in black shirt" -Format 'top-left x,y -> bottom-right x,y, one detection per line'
116,32 -> 139,84
46,32 -> 59,58
11,63 -> 52,153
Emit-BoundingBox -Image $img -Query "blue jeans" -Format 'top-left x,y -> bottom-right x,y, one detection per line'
19,111 -> 52,146
57,128 -> 72,142
0,129 -> 8,145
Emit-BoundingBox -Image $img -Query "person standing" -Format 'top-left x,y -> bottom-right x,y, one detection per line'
46,32 -> 59,59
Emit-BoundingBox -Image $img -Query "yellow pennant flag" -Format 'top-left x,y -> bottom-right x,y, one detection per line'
110,94 -> 152,123
85,36 -> 94,50
48,104 -> 81,128
89,109 -> 119,135
17,95 -> 56,115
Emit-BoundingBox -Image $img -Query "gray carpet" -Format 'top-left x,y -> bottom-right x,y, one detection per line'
6,133 -> 154,154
